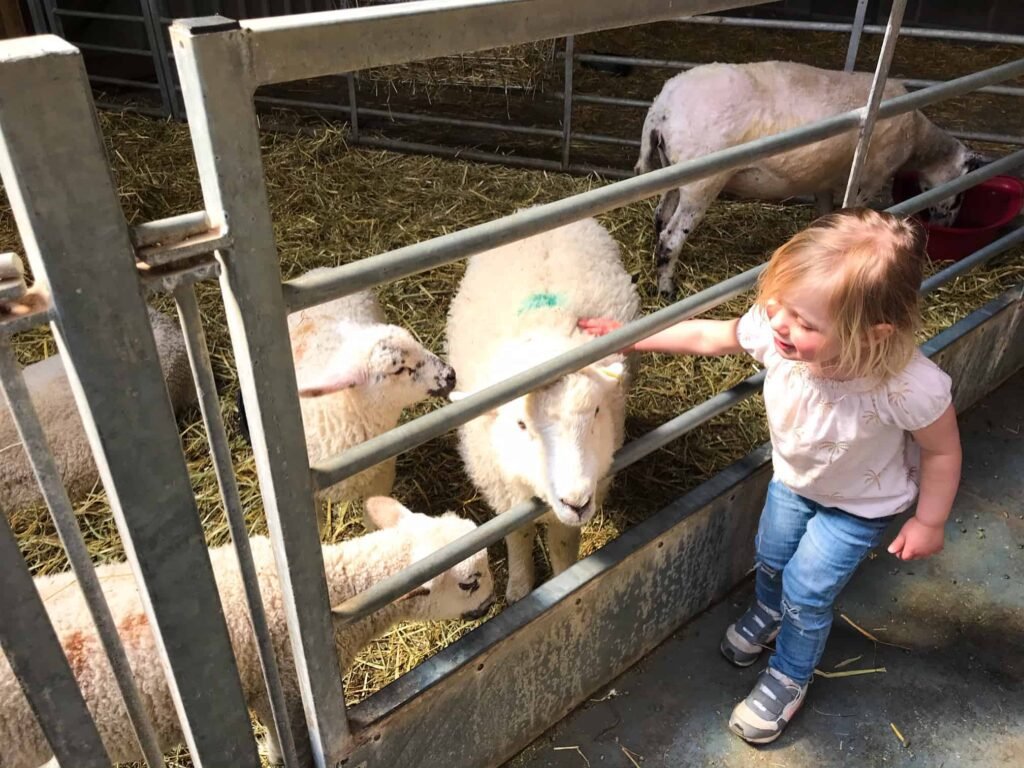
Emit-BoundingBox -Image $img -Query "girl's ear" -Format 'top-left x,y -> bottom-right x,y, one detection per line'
870,323 -> 895,343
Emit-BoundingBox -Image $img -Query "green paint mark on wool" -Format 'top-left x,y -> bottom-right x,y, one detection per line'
518,292 -> 565,315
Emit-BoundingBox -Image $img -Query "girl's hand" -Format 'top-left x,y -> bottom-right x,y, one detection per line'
887,517 -> 945,560
578,317 -> 635,353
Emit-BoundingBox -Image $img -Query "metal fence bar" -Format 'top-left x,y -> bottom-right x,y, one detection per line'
91,74 -> 164,90
140,0 -> 180,118
0,513 -> 111,768
172,285 -> 301,768
131,211 -> 212,248
567,53 -> 1024,98
171,18 -> 354,766
312,143 -> 1024,492
241,0 -> 779,86
74,41 -> 155,56
0,35 -> 260,767
844,0 -> 869,72
328,156 -> 1024,626
843,0 -> 906,208
561,34 -> 574,169
285,57 -> 1024,314
685,15 -> 1024,46
53,9 -> 146,22
39,0 -> 64,36
0,341 -> 167,768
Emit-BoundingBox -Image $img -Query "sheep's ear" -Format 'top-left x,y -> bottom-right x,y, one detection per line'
585,358 -> 626,386
296,358 -> 369,398
966,152 -> 991,173
364,496 -> 414,529
398,586 -> 431,602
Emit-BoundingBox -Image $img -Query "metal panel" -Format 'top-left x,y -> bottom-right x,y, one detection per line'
0,341 -> 166,768
241,0 -> 776,86
170,19 -> 353,767
283,57 -> 1024,313
0,35 -> 259,767
340,283 -> 1024,768
0,515 -> 111,768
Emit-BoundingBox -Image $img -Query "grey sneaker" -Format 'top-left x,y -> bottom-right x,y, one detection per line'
720,600 -> 781,667
729,667 -> 808,744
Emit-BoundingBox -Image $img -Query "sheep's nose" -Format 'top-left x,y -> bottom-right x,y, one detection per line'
430,366 -> 457,397
560,496 -> 592,518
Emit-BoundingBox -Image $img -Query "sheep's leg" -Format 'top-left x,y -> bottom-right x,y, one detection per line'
654,177 -> 727,299
546,522 -> 581,576
504,523 -> 538,603
653,188 -> 679,240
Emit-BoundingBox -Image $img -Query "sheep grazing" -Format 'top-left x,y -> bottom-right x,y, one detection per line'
0,306 -> 195,517
238,274 -> 456,505
0,496 -> 494,767
446,217 -> 639,603
637,60 -> 986,297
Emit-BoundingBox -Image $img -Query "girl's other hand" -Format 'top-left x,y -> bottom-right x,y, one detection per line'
887,516 -> 945,560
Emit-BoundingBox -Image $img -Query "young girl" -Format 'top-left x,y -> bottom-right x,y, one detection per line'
580,207 -> 961,745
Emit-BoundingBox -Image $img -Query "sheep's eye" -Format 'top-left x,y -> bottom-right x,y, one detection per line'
459,580 -> 479,593
394,366 -> 414,376
595,406 -> 600,416
517,420 -> 527,431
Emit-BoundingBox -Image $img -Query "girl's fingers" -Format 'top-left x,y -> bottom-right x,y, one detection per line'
887,532 -> 904,555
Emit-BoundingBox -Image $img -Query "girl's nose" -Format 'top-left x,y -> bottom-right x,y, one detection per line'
769,309 -> 788,334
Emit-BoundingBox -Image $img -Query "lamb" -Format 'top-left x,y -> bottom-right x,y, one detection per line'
637,60 -> 986,297
446,217 -> 639,603
0,496 -> 494,767
238,272 -> 456,504
0,305 -> 195,516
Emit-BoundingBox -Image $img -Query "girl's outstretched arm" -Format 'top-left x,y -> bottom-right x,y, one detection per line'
888,404 -> 962,561
578,316 -> 743,356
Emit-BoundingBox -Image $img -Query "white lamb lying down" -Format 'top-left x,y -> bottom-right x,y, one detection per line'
1,306 -> 195,517
637,60 -> 986,297
238,274 -> 456,503
0,496 -> 494,767
447,217 -> 640,603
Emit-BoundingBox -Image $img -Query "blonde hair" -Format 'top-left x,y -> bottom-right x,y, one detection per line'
756,207 -> 926,381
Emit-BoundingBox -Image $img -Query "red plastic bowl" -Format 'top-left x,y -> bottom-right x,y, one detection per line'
892,174 -> 1024,262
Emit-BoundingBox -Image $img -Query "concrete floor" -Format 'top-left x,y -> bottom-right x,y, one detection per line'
507,371 -> 1024,768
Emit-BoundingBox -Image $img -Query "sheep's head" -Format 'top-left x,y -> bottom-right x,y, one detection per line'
454,357 -> 626,527
294,321 -> 456,406
363,496 -> 495,621
915,144 -> 988,227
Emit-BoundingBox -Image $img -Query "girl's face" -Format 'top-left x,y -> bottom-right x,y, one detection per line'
764,285 -> 840,370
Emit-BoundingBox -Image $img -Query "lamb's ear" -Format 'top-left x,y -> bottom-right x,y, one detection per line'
966,151 -> 992,173
364,496 -> 414,529
584,357 -> 627,387
295,355 -> 369,398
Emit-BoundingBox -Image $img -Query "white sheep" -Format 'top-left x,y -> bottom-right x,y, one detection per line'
0,306 -> 195,516
446,217 -> 639,603
637,60 -> 986,297
0,496 -> 494,767
238,273 -> 456,505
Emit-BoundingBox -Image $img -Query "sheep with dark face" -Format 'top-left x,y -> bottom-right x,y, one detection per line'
238,272 -> 456,504
638,61 -> 986,298
446,218 -> 639,603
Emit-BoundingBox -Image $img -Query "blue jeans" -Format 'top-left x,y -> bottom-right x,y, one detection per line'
755,479 -> 893,685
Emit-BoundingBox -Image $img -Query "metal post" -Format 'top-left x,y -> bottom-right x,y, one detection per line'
843,0 -> 907,208
844,0 -> 869,71
24,0 -> 49,34
0,514 -> 111,768
172,285 -> 302,768
39,0 -> 64,36
562,34 -> 574,170
0,342 -> 167,768
0,35 -> 259,767
170,17 -> 353,766
140,0 -> 182,118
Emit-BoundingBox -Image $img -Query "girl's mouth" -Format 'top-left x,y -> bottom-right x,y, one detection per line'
774,336 -> 796,354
